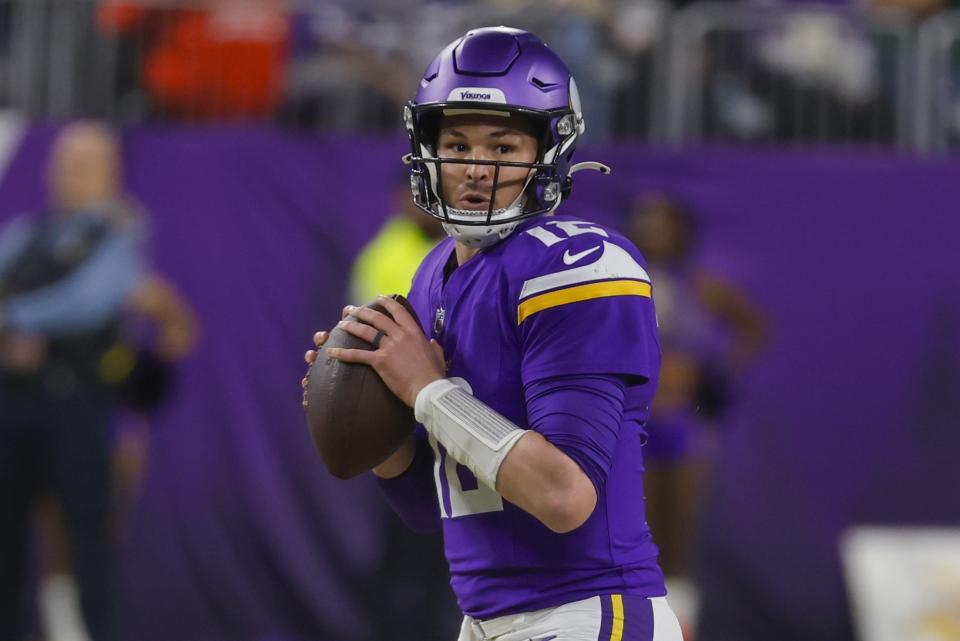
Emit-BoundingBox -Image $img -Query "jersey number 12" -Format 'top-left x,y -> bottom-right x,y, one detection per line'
430,437 -> 504,519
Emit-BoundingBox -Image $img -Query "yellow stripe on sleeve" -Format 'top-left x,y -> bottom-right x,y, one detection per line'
517,279 -> 651,324
611,594 -> 625,641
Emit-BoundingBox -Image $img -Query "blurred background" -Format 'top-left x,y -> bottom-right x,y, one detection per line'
0,1 -> 958,641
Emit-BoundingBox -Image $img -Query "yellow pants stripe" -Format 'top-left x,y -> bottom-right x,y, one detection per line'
517,280 -> 651,324
610,594 -> 625,641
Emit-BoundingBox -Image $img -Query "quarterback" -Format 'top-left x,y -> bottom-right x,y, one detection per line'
306,27 -> 684,641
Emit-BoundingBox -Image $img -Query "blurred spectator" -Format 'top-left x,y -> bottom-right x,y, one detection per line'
349,176 -> 444,303
0,0 -> 666,137
281,0 -> 665,138
0,121 -> 191,641
626,194 -> 766,634
609,0 -> 672,137
281,1 -> 424,130
98,0 -> 291,121
700,6 -> 897,143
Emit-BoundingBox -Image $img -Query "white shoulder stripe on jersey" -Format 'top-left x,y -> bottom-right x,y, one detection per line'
519,241 -> 651,300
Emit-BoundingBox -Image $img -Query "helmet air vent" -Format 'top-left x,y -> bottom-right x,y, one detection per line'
454,31 -> 520,75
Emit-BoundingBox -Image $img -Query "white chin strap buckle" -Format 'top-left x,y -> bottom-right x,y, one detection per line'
569,161 -> 611,175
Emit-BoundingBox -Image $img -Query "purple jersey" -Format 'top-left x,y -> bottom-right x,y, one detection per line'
403,214 -> 665,618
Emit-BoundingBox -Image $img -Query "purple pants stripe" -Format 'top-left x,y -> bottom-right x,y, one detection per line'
597,595 -> 655,640
597,594 -> 614,640
622,594 -> 654,640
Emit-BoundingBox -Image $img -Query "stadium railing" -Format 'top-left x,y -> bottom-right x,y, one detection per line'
664,2 -> 916,149
0,0 -> 956,152
915,10 -> 960,153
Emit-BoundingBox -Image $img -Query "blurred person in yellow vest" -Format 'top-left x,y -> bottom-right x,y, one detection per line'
349,176 -> 444,304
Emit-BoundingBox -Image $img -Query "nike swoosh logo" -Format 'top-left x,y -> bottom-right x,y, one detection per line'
562,245 -> 601,265
530,636 -> 557,641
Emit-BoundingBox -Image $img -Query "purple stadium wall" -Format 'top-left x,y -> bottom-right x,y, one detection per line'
1,126 -> 958,641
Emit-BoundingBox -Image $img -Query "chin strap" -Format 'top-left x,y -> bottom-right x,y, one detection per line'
569,161 -> 612,175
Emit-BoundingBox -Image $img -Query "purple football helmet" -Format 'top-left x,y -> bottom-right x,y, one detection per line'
404,26 -> 610,248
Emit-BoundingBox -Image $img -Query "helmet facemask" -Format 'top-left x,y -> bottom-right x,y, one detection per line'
404,103 -> 581,247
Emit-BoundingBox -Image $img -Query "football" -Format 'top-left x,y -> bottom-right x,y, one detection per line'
303,295 -> 419,479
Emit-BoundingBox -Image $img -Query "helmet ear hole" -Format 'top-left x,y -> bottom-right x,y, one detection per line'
417,111 -> 442,152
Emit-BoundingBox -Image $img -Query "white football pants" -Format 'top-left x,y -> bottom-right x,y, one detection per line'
457,594 -> 684,641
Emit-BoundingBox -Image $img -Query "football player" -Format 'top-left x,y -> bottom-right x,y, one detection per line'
305,27 -> 684,641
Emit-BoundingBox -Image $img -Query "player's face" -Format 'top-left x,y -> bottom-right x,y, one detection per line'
436,115 -> 539,212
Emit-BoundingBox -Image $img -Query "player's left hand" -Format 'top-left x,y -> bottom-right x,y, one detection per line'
326,295 -> 446,407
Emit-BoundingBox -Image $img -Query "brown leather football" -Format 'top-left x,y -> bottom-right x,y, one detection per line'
303,295 -> 418,479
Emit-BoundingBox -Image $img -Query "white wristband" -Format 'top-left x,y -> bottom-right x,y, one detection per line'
414,378 -> 527,490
